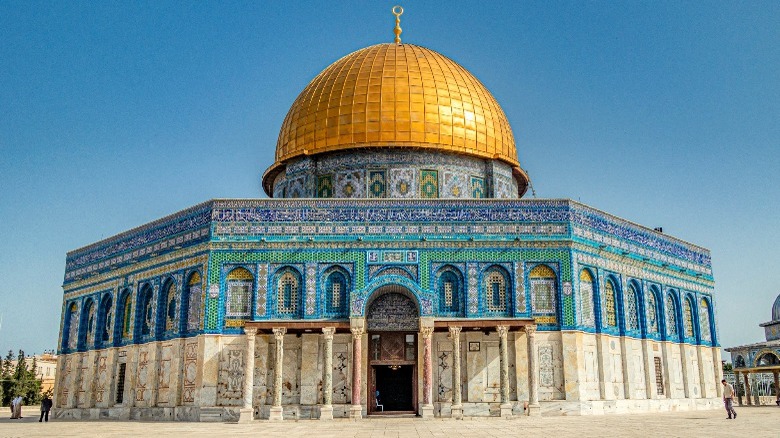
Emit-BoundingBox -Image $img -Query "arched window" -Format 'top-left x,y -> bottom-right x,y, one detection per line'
81,299 -> 96,349
699,298 -> 712,342
683,296 -> 695,339
63,302 -> 78,351
185,272 -> 202,332
276,269 -> 301,315
97,294 -> 113,347
437,267 -> 461,314
484,267 -> 509,313
579,269 -> 596,327
666,293 -> 678,338
625,283 -> 640,331
604,280 -> 617,327
325,270 -> 348,315
136,284 -> 155,337
735,355 -> 746,368
530,265 -> 556,315
120,291 -> 133,341
156,280 -> 177,337
226,268 -> 253,318
646,287 -> 659,334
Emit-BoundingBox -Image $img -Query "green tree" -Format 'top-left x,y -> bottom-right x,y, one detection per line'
0,350 -> 14,406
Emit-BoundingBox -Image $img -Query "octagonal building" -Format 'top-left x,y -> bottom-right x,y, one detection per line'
54,25 -> 722,421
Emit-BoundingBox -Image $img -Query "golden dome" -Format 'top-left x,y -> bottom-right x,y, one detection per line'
265,43 -> 528,195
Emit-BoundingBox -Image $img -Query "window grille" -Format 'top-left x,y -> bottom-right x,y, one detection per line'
666,295 -> 678,337
626,285 -> 639,331
116,363 -> 127,404
605,281 -> 617,327
579,270 -> 595,327
485,271 -> 506,312
278,272 -> 299,314
654,357 -> 664,395
646,290 -> 658,333
227,281 -> 252,317
683,298 -> 694,338
699,299 -> 711,342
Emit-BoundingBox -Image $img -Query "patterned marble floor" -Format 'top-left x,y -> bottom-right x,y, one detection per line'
2,406 -> 777,437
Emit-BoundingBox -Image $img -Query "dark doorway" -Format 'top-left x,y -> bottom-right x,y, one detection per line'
375,365 -> 414,412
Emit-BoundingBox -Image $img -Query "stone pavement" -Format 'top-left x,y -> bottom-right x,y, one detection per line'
1,407 -> 777,438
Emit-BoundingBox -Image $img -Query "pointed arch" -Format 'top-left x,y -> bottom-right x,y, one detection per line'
79,298 -> 96,351
579,268 -> 596,327
62,301 -> 79,351
157,278 -> 178,338
625,281 -> 640,332
665,291 -> 679,340
645,286 -> 661,334
483,265 -> 511,315
114,288 -> 133,345
604,278 -> 618,328
322,266 -> 350,317
96,293 -> 113,348
226,267 -> 253,318
530,264 -> 556,316
683,294 -> 695,340
274,266 -> 302,318
135,284 -> 155,339
699,297 -> 713,343
435,265 -> 463,316
183,271 -> 203,332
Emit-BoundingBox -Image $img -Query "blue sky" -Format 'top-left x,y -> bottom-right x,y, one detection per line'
0,1 -> 778,358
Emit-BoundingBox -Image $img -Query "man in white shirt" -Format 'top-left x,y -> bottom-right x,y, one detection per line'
722,379 -> 737,419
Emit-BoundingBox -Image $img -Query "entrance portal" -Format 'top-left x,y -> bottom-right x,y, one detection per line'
366,286 -> 419,414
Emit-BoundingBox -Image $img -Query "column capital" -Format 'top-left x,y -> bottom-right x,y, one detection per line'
272,327 -> 287,340
496,325 -> 509,337
244,327 -> 259,337
420,326 -> 434,338
525,324 -> 537,336
350,327 -> 364,339
448,326 -> 462,338
322,327 -> 336,339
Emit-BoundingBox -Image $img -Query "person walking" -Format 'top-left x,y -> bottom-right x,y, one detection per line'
9,396 -> 17,419
14,395 -> 23,419
722,379 -> 737,419
39,395 -> 52,422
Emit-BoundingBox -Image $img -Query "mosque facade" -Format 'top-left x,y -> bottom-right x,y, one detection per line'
54,13 -> 723,421
725,295 -> 780,406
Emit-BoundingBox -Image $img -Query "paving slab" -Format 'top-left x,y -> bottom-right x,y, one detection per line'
1,406 -> 777,438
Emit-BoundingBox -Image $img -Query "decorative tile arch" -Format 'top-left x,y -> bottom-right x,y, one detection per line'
682,294 -> 696,341
226,267 -> 254,319
625,281 -> 641,332
699,297 -> 713,343
435,264 -> 464,316
483,264 -> 512,316
603,277 -> 619,328
114,288 -> 133,345
645,285 -> 661,335
79,298 -> 96,351
183,271 -> 203,333
272,266 -> 302,318
157,278 -> 178,338
135,283 -> 155,340
321,265 -> 350,317
62,301 -> 79,352
96,292 -> 113,348
578,268 -> 596,328
665,290 -> 680,341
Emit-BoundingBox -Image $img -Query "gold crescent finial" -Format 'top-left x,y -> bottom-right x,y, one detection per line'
392,5 -> 403,44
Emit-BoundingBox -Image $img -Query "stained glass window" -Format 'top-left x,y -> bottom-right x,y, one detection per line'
646,289 -> 658,333
666,294 -> 678,337
226,268 -> 253,318
626,284 -> 639,331
530,265 -> 556,314
485,269 -> 507,312
683,298 -> 694,338
604,280 -> 617,327
579,270 -> 595,327
699,298 -> 711,342
277,270 -> 299,314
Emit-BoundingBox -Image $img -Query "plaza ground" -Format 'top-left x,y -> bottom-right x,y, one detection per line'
1,406 -> 778,437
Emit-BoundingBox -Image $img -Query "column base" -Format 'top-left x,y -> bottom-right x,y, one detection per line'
319,405 -> 333,420
349,405 -> 362,420
450,404 -> 463,419
237,407 -> 254,423
420,404 -> 434,419
500,403 -> 513,418
527,403 -> 541,417
268,406 -> 284,421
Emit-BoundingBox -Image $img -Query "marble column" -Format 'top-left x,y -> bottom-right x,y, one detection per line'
238,327 -> 257,422
269,327 -> 286,421
743,372 -> 752,406
320,327 -> 335,420
735,372 -> 743,406
349,327 -> 364,419
497,325 -> 512,417
448,326 -> 463,419
526,325 -> 541,416
420,326 -> 434,419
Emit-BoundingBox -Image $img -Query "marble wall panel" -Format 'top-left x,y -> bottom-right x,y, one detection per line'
332,339 -> 350,404
282,336 -> 301,405
182,339 -> 199,405
436,337 -> 453,402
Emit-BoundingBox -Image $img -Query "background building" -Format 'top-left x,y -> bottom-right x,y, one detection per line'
54,17 -> 722,421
